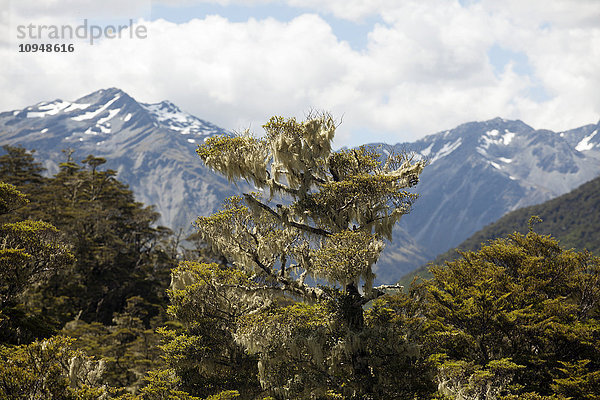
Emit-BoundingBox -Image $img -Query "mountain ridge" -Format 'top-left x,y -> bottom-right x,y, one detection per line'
0,87 -> 235,230
380,116 -> 600,260
398,172 -> 600,286
1,88 -> 599,283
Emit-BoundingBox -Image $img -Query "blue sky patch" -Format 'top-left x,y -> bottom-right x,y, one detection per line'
488,43 -> 533,77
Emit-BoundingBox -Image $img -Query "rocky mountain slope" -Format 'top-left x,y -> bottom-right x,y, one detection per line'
1,88 -> 598,283
0,88 -> 233,230
385,118 -> 600,262
399,173 -> 600,286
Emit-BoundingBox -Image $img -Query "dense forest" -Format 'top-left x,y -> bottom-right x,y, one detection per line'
1,115 -> 599,399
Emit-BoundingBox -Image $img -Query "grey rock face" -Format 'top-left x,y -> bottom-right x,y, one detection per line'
383,117 -> 600,265
1,90 -> 599,284
0,88 -> 235,231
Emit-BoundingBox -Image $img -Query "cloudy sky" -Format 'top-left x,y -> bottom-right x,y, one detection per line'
2,0 -> 599,147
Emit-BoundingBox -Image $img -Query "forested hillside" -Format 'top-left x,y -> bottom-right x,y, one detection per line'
400,174 -> 600,285
0,145 -> 177,394
1,113 -> 599,400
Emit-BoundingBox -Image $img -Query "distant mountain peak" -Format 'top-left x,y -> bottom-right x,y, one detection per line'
97,87 -> 126,95
141,100 -> 223,136
153,100 -> 181,111
74,87 -> 131,103
2,89 -> 599,285
1,88 -> 228,147
0,86 -> 233,232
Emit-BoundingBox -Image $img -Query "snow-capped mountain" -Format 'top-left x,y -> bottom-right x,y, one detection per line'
0,88 -> 234,230
560,123 -> 600,155
3,88 -> 222,150
386,117 -> 600,265
1,88 -> 599,283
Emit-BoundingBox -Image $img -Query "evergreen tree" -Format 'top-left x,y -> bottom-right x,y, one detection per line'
422,220 -> 600,399
0,145 -> 49,223
0,147 -> 173,325
0,147 -> 176,393
0,145 -> 46,188
0,181 -> 74,344
166,114 -> 428,398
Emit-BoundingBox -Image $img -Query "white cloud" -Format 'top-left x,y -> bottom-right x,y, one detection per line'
2,0 -> 599,147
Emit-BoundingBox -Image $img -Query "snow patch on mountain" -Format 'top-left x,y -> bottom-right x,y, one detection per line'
480,129 -> 515,149
22,99 -> 90,118
489,161 -> 502,170
27,101 -> 72,118
72,94 -> 121,121
503,131 -> 515,145
98,124 -> 111,134
64,102 -> 91,113
576,130 -> 598,152
420,144 -> 433,157
142,101 -> 220,137
97,108 -> 120,125
430,138 -> 462,164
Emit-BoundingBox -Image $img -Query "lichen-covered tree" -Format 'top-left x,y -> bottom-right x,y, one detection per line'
168,114 -> 428,398
0,336 -> 107,399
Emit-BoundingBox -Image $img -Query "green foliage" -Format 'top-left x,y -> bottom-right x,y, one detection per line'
4,135 -> 598,399
0,182 -> 28,214
61,296 -> 165,393
422,229 -> 600,398
0,146 -> 174,325
0,145 -> 46,188
163,261 -> 262,398
363,292 -> 436,397
499,394 -> 568,400
0,219 -> 74,302
185,114 -> 427,398
0,181 -> 74,344
0,336 -> 106,399
136,369 -> 203,400
0,146 -> 177,393
311,230 -> 382,286
551,360 -> 600,399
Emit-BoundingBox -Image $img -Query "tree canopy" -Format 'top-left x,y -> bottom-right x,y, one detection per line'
195,114 -> 424,298
421,221 -> 600,399
0,145 -> 176,393
1,126 -> 598,399
164,114 -> 427,399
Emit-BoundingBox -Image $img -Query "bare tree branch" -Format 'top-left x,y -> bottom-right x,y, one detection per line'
243,193 -> 331,237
